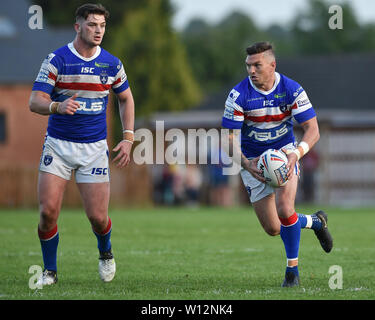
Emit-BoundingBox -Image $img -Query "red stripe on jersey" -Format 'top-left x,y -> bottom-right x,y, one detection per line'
279,212 -> 298,226
48,72 -> 57,81
233,110 -> 244,116
55,82 -> 111,91
245,110 -> 291,122
112,78 -> 122,86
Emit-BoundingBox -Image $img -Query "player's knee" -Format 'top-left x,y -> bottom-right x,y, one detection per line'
89,215 -> 108,233
276,201 -> 294,219
39,204 -> 59,228
264,226 -> 280,236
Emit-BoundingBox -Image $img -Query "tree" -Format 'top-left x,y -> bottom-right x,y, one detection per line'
109,0 -> 201,117
290,0 -> 375,55
34,0 -> 147,27
182,12 -> 267,93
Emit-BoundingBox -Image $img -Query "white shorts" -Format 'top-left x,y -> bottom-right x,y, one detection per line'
39,135 -> 110,183
240,143 -> 299,203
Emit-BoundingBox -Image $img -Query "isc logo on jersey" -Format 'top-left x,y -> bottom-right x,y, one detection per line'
91,167 -> 108,175
263,100 -> 274,106
81,67 -> 94,74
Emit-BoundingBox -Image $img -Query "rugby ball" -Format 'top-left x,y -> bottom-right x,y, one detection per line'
257,149 -> 288,187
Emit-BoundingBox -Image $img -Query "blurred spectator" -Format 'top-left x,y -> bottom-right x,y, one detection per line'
159,164 -> 175,205
208,148 -> 232,207
185,164 -> 203,207
171,164 -> 186,205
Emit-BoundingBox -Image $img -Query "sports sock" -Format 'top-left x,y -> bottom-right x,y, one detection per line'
298,213 -> 322,230
38,224 -> 59,272
279,212 -> 301,271
93,217 -> 112,253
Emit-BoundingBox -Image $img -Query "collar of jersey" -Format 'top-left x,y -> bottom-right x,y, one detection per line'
248,72 -> 280,96
68,42 -> 101,61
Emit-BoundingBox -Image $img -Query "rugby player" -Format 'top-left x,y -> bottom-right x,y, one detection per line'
222,42 -> 332,287
29,3 -> 135,285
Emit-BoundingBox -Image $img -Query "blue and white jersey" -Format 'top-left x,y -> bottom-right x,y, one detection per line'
32,42 -> 129,143
222,72 -> 316,158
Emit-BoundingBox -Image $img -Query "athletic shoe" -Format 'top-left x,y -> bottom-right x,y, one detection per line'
282,272 -> 300,287
313,210 -> 333,253
99,250 -> 116,282
36,269 -> 57,286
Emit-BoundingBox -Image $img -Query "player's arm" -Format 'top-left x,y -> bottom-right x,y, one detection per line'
29,90 -> 54,115
29,91 -> 80,115
226,129 -> 265,183
30,53 -> 80,116
112,87 -> 135,168
299,116 -> 320,151
283,116 -> 320,178
222,87 -> 265,182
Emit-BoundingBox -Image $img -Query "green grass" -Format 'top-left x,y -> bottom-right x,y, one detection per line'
0,205 -> 374,300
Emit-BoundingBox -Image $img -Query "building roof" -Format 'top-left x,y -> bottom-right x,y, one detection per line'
193,53 -> 375,112
0,0 -> 74,83
277,54 -> 375,111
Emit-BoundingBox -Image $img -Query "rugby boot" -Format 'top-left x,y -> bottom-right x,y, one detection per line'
282,271 -> 300,287
99,250 -> 116,282
36,269 -> 58,286
313,210 -> 333,253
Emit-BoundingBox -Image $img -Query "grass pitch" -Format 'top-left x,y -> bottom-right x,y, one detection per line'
0,205 -> 374,300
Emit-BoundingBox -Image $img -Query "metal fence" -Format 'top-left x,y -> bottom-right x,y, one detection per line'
316,122 -> 375,206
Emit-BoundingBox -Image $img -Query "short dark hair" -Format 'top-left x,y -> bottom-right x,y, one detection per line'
75,3 -> 109,22
246,41 -> 274,56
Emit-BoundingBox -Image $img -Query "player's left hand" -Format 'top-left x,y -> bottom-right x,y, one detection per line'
112,140 -> 133,168
281,148 -> 298,179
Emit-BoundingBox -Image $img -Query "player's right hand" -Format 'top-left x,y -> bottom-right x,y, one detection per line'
245,157 -> 266,183
58,93 -> 80,115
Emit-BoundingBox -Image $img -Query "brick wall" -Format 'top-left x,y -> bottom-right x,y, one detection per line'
0,85 -> 152,208
0,85 -> 47,166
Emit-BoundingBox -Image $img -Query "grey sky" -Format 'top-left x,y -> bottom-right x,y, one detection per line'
171,0 -> 375,30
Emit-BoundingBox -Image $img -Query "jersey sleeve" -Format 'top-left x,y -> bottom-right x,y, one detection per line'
32,53 -> 60,95
111,60 -> 129,94
290,86 -> 316,124
221,88 -> 244,129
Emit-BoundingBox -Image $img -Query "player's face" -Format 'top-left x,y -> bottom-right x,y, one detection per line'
77,14 -> 106,47
245,52 -> 276,89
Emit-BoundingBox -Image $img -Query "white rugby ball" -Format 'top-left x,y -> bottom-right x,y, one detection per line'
257,149 -> 288,188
